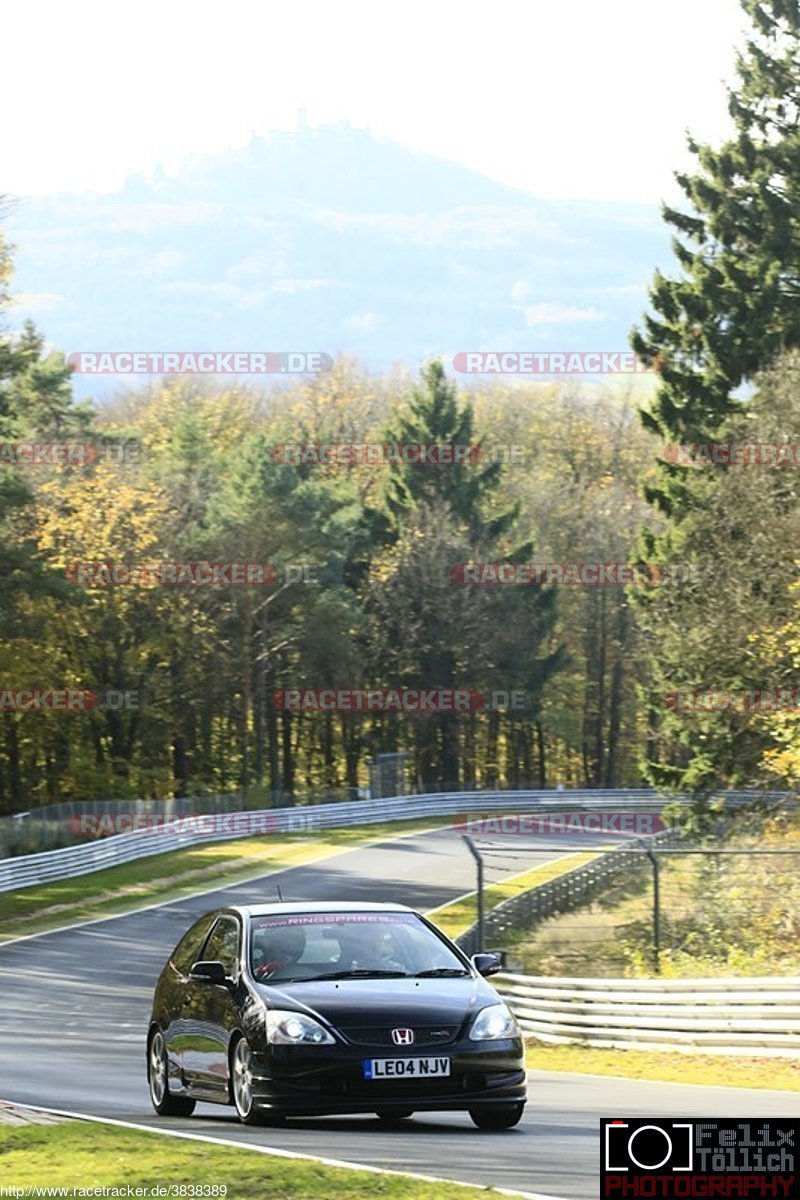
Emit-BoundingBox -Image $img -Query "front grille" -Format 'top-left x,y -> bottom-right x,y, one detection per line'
324,1071 -> 467,1099
339,1026 -> 459,1047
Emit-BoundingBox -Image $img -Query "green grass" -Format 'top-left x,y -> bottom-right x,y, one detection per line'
0,1120 -> 502,1199
525,1041 -> 800,1091
426,852 -> 598,939
0,818 -> 449,942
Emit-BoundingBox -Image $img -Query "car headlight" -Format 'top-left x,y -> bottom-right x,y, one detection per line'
468,1003 -> 518,1041
266,1009 -> 335,1045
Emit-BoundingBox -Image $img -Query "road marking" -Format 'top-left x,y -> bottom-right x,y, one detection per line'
0,1098 -> 570,1200
425,851 -> 581,918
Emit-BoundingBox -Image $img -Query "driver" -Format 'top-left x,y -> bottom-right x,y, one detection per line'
252,925 -> 306,980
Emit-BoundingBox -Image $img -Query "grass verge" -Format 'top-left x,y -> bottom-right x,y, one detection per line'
427,852 -> 598,940
0,1119 -> 503,1199
525,1041 -> 800,1090
0,818 -> 449,942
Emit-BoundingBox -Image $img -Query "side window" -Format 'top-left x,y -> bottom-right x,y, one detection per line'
171,913 -> 217,975
201,916 -> 241,978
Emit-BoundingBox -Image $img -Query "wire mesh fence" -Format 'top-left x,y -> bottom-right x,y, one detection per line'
458,811 -> 800,977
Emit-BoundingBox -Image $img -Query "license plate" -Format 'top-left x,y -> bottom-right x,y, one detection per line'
363,1056 -> 451,1079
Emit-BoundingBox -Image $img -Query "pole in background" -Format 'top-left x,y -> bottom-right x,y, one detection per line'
463,835 -> 484,952
645,846 -> 661,974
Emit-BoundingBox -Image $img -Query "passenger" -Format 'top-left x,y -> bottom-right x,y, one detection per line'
339,922 -> 407,973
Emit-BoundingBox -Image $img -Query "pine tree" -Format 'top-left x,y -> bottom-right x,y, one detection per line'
6,320 -> 90,436
366,362 -> 563,789
383,360 -> 518,542
631,0 -> 800,516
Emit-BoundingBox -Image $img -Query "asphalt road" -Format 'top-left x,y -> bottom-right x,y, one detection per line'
0,827 -> 796,1199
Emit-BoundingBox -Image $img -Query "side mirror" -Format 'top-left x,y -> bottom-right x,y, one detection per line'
190,960 -> 228,985
471,952 -> 502,977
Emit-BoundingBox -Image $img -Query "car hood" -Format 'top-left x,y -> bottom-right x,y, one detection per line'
255,975 -> 497,1029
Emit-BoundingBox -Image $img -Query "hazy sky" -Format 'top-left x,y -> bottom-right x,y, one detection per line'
8,0 -> 747,203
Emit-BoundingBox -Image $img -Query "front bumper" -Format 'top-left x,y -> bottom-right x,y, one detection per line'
248,1038 -> 526,1115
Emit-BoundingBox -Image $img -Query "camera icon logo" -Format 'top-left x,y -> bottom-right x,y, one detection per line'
604,1121 -> 694,1173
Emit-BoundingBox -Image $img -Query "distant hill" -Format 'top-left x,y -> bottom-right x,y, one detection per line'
6,121 -> 672,398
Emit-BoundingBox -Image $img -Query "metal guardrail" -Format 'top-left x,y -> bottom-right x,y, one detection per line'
0,788 -> 788,894
494,972 -> 800,1057
0,789 -> 363,857
456,827 -> 682,955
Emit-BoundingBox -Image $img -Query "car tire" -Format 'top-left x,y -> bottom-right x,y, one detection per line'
230,1035 -> 283,1126
148,1029 -> 196,1117
375,1108 -> 414,1122
469,1102 -> 525,1131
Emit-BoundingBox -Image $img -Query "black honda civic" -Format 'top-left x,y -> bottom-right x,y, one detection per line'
146,901 -> 526,1129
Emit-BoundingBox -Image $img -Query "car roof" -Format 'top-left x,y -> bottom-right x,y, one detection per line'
227,901 -> 416,919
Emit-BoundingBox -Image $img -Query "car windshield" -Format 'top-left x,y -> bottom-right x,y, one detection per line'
249,911 -> 469,983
